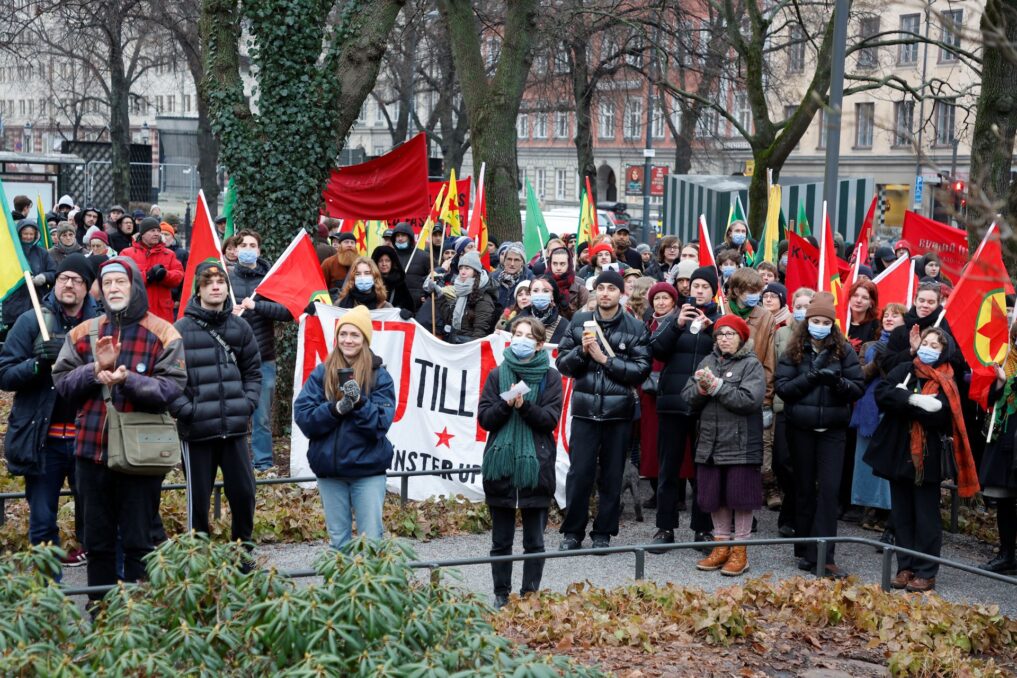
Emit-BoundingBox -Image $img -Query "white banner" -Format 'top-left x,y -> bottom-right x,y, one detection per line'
290,304 -> 574,504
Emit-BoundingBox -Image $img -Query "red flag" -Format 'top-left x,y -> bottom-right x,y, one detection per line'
466,164 -> 490,270
696,215 -> 726,312
818,205 -> 845,327
944,223 -> 1013,408
901,210 -> 1012,291
322,133 -> 429,221
871,255 -> 917,309
178,190 -> 229,319
785,230 -> 819,294
254,232 -> 331,319
850,195 -> 876,269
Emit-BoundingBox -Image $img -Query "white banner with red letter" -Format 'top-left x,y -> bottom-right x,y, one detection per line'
290,305 -> 574,504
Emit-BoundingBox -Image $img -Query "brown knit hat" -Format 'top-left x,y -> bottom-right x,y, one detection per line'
806,291 -> 837,321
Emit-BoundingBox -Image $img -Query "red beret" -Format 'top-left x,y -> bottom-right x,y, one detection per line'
713,314 -> 750,343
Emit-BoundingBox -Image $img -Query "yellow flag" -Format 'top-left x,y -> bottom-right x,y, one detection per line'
417,185 -> 448,251
442,169 -> 462,237
0,178 -> 30,301
365,220 -> 388,255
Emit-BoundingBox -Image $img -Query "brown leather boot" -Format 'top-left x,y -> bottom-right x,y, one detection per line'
890,570 -> 914,590
696,544 -> 731,571
721,546 -> 749,576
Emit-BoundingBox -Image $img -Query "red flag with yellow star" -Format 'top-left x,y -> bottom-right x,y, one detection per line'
944,223 -> 1012,408
352,220 -> 368,255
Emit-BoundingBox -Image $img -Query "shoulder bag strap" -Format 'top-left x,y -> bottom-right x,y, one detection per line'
192,317 -> 238,365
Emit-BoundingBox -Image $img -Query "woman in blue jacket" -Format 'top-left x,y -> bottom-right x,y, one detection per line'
294,305 -> 396,549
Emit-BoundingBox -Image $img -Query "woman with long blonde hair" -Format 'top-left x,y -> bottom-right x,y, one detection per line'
294,305 -> 396,549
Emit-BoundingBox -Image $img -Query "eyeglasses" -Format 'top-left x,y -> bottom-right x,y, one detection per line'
714,331 -> 739,339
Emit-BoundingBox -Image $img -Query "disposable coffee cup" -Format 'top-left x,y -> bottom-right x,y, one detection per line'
583,320 -> 597,338
689,318 -> 703,335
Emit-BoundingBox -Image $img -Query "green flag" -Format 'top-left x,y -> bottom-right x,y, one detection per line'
795,201 -> 811,237
0,176 -> 31,302
727,194 -> 747,227
523,179 -> 549,260
222,177 -> 236,240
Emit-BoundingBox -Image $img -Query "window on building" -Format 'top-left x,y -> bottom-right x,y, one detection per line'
375,99 -> 386,124
899,14 -> 920,64
624,99 -> 642,139
27,99 -> 33,115
534,54 -> 547,75
357,102 -> 367,123
695,108 -> 718,138
373,145 -> 385,156
517,113 -> 529,139
857,17 -> 880,68
893,100 -> 914,146
626,34 -> 644,68
652,100 -> 666,139
534,112 -> 548,138
184,94 -> 192,113
734,92 -> 751,133
167,95 -> 175,112
788,24 -> 805,73
855,102 -> 874,147
555,111 -> 570,139
485,36 -> 501,69
18,99 -> 25,115
601,34 -> 618,63
535,168 -> 546,197
38,98 -> 45,116
940,10 -> 962,62
935,98 -> 956,145
598,100 -> 615,138
554,48 -> 569,74
555,168 -> 569,200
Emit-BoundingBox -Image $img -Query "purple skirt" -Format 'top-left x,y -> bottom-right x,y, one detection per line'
696,464 -> 763,513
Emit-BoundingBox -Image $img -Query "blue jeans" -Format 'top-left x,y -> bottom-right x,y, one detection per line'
24,438 -> 79,546
317,475 -> 387,549
252,360 -> 276,469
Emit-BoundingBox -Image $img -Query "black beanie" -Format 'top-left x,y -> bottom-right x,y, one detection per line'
690,265 -> 719,295
763,281 -> 787,308
138,217 -> 162,237
57,253 -> 96,289
594,269 -> 625,291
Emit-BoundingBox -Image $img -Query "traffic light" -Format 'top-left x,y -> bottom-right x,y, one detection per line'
953,179 -> 966,213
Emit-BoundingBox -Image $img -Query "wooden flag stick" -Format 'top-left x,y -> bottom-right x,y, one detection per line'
24,271 -> 50,342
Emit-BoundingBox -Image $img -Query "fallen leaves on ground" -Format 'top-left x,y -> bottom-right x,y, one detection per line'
494,577 -> 1017,677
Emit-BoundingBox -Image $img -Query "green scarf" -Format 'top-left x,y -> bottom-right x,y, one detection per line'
482,348 -> 550,490
729,299 -> 752,319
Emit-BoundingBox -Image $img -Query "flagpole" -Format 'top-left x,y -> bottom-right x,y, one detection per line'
818,200 -> 828,291
24,271 -> 50,342
429,232 -> 437,336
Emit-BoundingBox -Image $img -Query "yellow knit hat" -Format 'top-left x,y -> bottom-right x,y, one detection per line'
335,305 -> 373,345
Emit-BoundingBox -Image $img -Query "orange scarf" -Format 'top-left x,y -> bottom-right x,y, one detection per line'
911,360 -> 980,497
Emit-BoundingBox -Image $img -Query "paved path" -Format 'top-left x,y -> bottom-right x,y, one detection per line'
60,491 -> 1016,617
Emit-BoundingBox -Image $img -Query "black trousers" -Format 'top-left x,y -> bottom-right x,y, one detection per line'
489,505 -> 548,596
789,426 -> 845,564
998,498 -> 1017,555
76,459 -> 163,600
773,413 -> 797,529
656,413 -> 712,533
890,480 -> 943,579
182,437 -> 256,543
561,419 -> 629,539
840,427 -> 858,511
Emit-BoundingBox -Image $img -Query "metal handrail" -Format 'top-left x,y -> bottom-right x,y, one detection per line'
57,535 -> 1017,597
0,466 -> 482,525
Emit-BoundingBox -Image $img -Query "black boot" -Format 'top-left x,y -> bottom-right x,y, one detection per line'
980,549 -> 1017,574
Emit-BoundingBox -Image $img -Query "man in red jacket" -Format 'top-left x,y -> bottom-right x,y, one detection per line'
120,217 -> 184,322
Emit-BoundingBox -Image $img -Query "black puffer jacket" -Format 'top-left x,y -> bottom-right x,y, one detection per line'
169,299 -> 262,442
556,308 -> 651,421
228,260 -> 292,361
775,340 -> 864,430
478,365 -> 563,509
650,301 -> 721,414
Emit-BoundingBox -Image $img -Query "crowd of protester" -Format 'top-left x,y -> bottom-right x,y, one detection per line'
1,197 -> 1015,610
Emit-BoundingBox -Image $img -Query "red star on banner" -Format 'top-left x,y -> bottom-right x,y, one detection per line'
435,427 -> 455,448
977,297 -> 1009,360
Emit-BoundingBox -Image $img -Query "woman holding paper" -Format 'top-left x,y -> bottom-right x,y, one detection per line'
478,317 -> 563,609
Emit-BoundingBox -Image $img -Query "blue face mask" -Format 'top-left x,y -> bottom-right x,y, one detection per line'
354,275 -> 374,292
793,308 -> 807,323
530,292 -> 552,311
720,265 -> 736,278
395,240 -> 410,250
780,256 -> 788,267
730,232 -> 746,246
510,336 -> 536,360
237,249 -> 258,266
743,293 -> 760,308
808,322 -> 832,340
916,346 -> 941,365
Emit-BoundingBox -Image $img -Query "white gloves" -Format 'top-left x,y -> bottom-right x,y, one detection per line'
762,408 -> 774,428
706,378 -> 724,396
908,394 -> 942,413
422,276 -> 438,293
32,274 -> 46,286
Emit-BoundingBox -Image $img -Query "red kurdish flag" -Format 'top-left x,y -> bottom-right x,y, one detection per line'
901,210 -> 1012,291
944,223 -> 1013,408
178,190 -> 228,319
254,231 -> 331,319
785,230 -> 819,295
850,195 -> 876,269
870,255 -> 917,310
466,163 -> 490,270
321,133 -> 429,221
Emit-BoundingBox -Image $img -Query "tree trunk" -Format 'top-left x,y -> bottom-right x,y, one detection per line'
570,41 -> 597,200
108,23 -> 131,207
970,0 -> 1017,265
442,0 -> 538,244
195,96 -> 221,208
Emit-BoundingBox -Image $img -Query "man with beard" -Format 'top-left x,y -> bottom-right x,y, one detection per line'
49,221 -> 85,264
52,257 -> 186,606
230,229 -> 293,471
74,206 -> 103,245
321,231 -> 358,295
610,224 -> 643,271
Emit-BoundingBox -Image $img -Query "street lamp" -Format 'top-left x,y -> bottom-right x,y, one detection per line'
23,121 -> 32,153
142,121 -> 150,144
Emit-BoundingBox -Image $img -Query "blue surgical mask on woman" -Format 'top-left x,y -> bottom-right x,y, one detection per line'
530,292 -> 552,310
743,293 -> 760,307
730,232 -> 746,246
354,275 -> 374,292
510,336 -> 536,359
792,308 -> 807,323
720,265 -> 736,278
916,346 -> 941,365
237,249 -> 258,266
808,322 -> 832,340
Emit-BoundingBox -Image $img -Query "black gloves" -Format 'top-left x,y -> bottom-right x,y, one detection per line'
34,337 -> 64,365
398,307 -> 414,320
147,265 -> 167,283
815,368 -> 839,385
